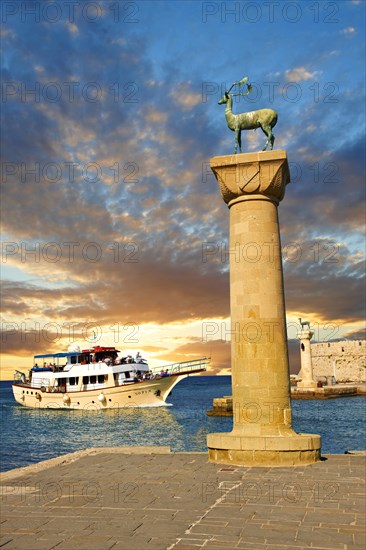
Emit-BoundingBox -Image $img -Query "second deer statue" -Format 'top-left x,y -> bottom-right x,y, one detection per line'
218,76 -> 278,154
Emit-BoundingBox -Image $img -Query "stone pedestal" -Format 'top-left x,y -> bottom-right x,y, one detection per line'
206,151 -> 321,466
297,329 -> 317,389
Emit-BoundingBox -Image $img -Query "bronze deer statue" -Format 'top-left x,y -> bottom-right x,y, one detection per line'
298,318 -> 311,330
218,77 -> 278,154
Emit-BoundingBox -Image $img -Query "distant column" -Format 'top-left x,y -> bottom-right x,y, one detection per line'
206,150 -> 321,466
297,329 -> 317,388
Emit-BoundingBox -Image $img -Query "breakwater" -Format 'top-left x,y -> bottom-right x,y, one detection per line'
207,384 -> 366,416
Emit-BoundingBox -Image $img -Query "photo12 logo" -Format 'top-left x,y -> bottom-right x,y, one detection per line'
201,241 -> 339,264
201,479 -> 339,504
1,321 -> 140,345
1,161 -> 139,185
0,480 -> 139,504
1,81 -> 139,104
201,80 -> 339,105
1,241 -> 139,264
201,2 -> 340,24
202,160 -> 340,185
1,2 -> 140,24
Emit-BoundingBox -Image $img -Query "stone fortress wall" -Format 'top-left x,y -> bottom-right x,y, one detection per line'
311,340 -> 366,383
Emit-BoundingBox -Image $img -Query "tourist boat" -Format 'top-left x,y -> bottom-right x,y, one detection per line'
12,345 -> 209,410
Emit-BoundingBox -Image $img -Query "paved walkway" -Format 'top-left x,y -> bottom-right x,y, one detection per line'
0,447 -> 365,549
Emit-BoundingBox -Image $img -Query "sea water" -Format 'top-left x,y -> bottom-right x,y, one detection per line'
1,377 -> 365,472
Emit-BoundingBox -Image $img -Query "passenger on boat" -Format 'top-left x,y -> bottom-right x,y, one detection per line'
136,353 -> 147,365
16,371 -> 27,384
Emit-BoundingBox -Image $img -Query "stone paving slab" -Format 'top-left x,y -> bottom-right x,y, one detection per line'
0,448 -> 365,549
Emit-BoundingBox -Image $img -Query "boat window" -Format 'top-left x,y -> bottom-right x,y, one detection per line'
69,377 -> 79,386
98,375 -> 105,384
83,376 -> 89,384
90,375 -> 97,384
125,371 -> 130,378
71,356 -> 78,364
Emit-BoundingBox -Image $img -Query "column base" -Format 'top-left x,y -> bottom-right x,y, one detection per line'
207,432 -> 321,466
297,380 -> 318,389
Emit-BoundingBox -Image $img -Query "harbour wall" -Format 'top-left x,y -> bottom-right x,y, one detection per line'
311,340 -> 365,383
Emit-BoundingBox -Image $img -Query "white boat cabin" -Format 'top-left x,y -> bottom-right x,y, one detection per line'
30,346 -> 150,393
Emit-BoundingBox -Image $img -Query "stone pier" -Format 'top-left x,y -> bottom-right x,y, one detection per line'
297,328 -> 318,389
207,151 -> 321,466
1,449 -> 365,550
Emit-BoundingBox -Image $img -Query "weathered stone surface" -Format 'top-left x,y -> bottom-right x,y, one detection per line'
311,340 -> 366,383
207,151 -> 320,465
210,150 -> 290,205
2,450 -> 364,549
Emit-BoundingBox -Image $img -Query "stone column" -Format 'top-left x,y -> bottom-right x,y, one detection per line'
207,150 -> 321,466
297,329 -> 317,388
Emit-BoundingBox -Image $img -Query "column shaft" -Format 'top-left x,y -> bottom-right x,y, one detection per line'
230,196 -> 293,436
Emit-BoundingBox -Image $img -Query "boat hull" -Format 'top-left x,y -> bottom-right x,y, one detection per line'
12,374 -> 188,410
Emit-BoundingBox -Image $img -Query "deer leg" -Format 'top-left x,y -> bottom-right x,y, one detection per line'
234,127 -> 240,154
237,130 -> 242,153
260,124 -> 273,151
270,133 -> 275,149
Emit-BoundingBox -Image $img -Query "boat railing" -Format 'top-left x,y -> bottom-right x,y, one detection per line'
149,357 -> 210,377
13,370 -> 28,384
31,377 -> 53,389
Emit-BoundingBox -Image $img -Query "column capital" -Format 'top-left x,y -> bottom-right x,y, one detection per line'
300,329 -> 314,340
210,150 -> 290,205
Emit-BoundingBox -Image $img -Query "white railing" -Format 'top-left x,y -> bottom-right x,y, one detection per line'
14,371 -> 27,384
149,357 -> 210,377
31,377 -> 52,389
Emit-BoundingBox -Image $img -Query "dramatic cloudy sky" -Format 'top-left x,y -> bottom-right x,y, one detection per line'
1,0 -> 365,379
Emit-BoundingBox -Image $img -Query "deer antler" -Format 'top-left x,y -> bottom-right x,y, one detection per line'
231,84 -> 253,97
228,75 -> 249,92
227,77 -> 251,95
